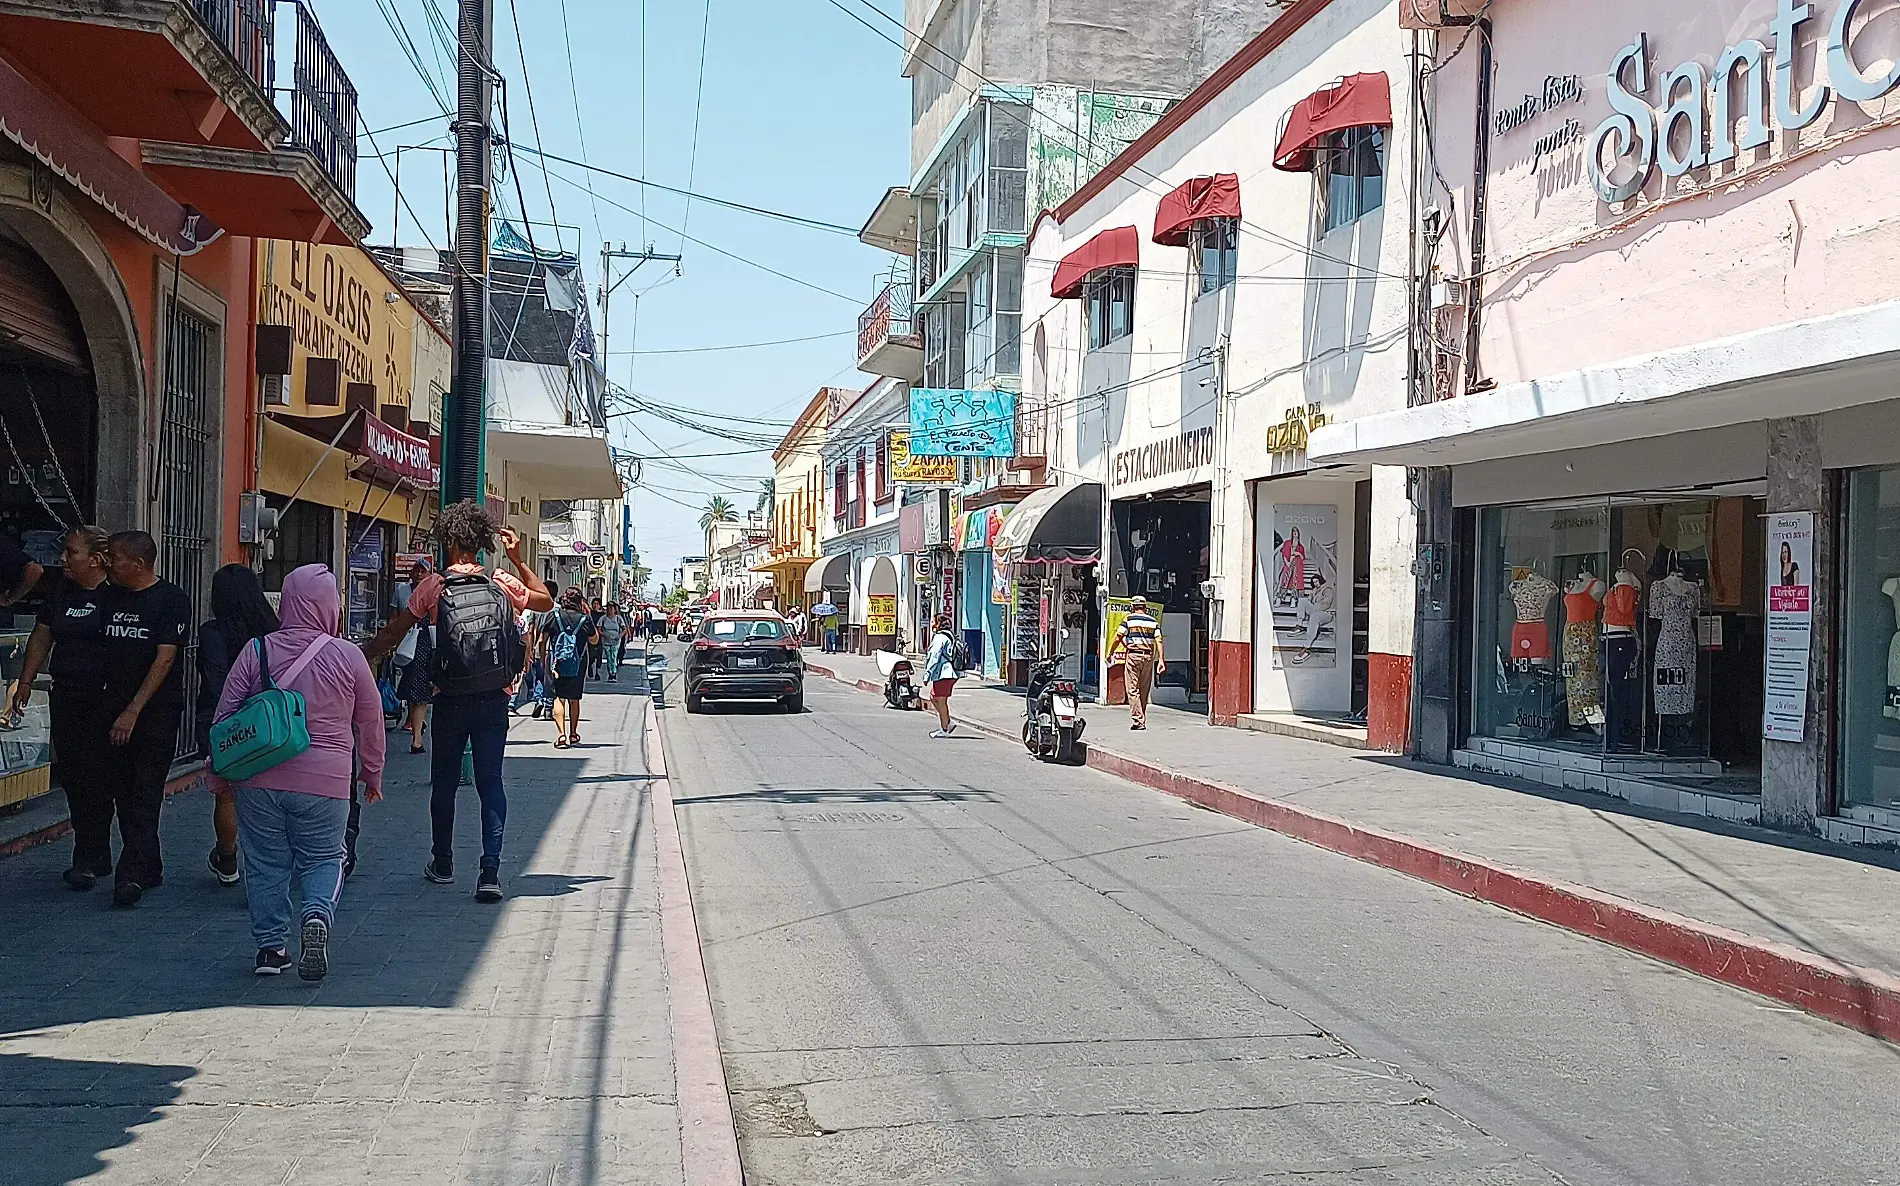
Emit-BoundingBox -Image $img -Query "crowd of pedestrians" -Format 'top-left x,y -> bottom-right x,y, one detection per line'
17,499 -> 652,984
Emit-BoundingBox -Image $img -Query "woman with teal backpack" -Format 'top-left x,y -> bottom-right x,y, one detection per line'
212,564 -> 386,981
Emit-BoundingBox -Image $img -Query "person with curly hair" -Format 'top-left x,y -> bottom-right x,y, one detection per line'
366,500 -> 553,903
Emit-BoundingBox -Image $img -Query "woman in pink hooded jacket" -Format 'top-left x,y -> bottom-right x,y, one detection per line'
214,564 -> 386,980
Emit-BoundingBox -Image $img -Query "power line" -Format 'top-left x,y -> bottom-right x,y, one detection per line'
537,161 -> 860,301
681,0 -> 714,252
373,0 -> 453,116
554,0 -> 605,243
607,329 -> 851,355
507,143 -> 858,236
503,0 -> 566,253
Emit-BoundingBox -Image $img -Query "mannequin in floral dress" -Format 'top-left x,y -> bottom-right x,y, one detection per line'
1562,569 -> 1606,727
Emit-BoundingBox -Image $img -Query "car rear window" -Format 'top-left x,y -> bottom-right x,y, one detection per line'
707,618 -> 787,640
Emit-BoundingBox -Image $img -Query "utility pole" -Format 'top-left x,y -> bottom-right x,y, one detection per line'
443,0 -> 495,508
597,242 -> 683,377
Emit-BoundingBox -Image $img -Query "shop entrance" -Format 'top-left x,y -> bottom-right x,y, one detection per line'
1110,487 -> 1210,706
0,233 -> 97,558
1471,490 -> 1766,793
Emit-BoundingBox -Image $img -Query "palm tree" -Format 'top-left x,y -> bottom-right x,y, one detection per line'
698,495 -> 736,534
756,478 -> 775,515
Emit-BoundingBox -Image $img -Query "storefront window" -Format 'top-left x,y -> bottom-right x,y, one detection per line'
1473,497 -> 1763,771
1841,467 -> 1900,810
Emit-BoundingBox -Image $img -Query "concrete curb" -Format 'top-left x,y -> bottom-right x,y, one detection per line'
803,660 -> 1900,1043
645,705 -> 746,1186
0,766 -> 208,861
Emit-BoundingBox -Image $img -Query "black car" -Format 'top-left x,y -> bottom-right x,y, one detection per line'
684,613 -> 804,713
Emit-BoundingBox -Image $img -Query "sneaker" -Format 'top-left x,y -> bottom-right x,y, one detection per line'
298,917 -> 329,981
929,728 -> 953,739
474,869 -> 503,903
531,704 -> 544,720
254,947 -> 292,976
423,858 -> 454,884
112,881 -> 143,908
208,846 -> 240,886
62,867 -> 97,891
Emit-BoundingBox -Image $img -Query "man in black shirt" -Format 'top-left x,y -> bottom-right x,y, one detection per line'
99,530 -> 193,906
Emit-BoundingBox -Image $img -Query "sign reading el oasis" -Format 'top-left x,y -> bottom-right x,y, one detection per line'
258,241 -> 414,410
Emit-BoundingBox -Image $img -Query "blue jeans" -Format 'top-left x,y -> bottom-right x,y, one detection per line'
235,787 -> 350,950
824,629 -> 839,652
431,691 -> 510,873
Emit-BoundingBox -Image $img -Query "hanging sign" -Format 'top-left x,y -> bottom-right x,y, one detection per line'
1763,511 -> 1815,743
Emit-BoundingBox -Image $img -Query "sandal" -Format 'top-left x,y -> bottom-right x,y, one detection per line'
409,743 -> 426,754
554,736 -> 570,749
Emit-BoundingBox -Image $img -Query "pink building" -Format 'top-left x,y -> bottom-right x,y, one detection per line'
1311,0 -> 1900,842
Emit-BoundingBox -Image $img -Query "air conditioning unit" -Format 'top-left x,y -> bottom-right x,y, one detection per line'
256,325 -> 293,407
1431,275 -> 1468,311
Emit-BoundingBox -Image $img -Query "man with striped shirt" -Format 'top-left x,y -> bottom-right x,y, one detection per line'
1113,599 -> 1163,730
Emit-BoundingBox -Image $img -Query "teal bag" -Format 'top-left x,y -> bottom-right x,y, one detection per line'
209,636 -> 331,782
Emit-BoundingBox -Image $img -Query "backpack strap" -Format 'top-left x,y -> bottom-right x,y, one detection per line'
276,635 -> 335,690
254,636 -> 273,690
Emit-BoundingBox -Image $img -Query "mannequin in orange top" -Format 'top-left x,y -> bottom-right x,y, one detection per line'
1600,568 -> 1643,752
1562,570 -> 1606,727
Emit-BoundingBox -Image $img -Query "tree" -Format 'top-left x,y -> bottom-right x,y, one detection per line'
698,495 -> 737,534
756,478 -> 775,514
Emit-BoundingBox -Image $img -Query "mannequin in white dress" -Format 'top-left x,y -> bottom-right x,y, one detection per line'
1884,578 -> 1900,720
1649,571 -> 1702,717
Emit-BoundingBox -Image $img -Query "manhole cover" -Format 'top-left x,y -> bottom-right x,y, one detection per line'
777,810 -> 907,824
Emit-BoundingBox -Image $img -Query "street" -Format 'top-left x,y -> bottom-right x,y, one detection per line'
3,649 -> 1900,1185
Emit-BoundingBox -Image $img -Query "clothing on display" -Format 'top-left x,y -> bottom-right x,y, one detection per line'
1601,632 -> 1643,752
1509,570 -> 1557,664
1562,574 -> 1605,727
1884,577 -> 1900,721
1649,573 -> 1703,717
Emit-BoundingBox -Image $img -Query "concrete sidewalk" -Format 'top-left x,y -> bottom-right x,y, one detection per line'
0,670 -> 729,1185
806,648 -> 1900,1041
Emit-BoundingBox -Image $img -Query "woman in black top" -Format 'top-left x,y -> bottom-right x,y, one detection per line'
196,564 -> 279,884
10,526 -> 115,890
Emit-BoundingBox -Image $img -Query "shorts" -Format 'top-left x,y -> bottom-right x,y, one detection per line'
551,675 -> 586,701
930,678 -> 957,700
1510,620 -> 1552,661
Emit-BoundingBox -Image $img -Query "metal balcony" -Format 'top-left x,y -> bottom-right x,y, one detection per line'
856,262 -> 925,381
281,0 -> 357,201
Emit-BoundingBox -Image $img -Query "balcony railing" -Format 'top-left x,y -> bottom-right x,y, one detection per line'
284,0 -> 358,200
195,0 -> 274,92
857,259 -> 921,365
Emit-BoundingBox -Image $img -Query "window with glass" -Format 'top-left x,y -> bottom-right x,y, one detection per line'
1472,496 -> 1765,778
1084,266 -> 1136,350
923,303 -> 948,388
1841,467 -> 1900,811
987,104 -> 1030,235
1193,219 -> 1238,295
1317,126 -> 1385,235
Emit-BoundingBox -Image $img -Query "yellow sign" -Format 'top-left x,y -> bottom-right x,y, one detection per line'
866,594 -> 898,636
890,430 -> 958,484
1265,403 -> 1330,454
257,241 -> 416,414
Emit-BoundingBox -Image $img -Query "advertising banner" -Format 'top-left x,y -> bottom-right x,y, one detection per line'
890,430 -> 959,483
1764,511 -> 1816,743
866,594 -> 897,636
908,388 -> 1017,458
1269,504 -> 1340,670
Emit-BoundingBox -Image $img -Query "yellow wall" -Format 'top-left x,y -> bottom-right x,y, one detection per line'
256,240 -> 418,415
259,418 -> 414,521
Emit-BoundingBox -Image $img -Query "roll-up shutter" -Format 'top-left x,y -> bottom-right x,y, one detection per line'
0,237 -> 86,371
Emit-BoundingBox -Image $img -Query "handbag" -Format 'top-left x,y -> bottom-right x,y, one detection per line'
392,624 -> 421,666
208,635 -> 334,782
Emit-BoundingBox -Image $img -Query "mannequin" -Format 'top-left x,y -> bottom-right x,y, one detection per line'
1562,568 -> 1606,727
1649,567 -> 1703,720
1884,578 -> 1900,720
1601,562 -> 1643,752
1509,565 -> 1558,669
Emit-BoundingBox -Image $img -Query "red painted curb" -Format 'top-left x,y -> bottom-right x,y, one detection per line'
804,661 -> 1900,1042
0,766 -> 207,860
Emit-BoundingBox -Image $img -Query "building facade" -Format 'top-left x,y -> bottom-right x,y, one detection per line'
1020,0 -> 1417,741
818,380 -> 909,654
762,389 -> 834,629
1310,0 -> 1900,839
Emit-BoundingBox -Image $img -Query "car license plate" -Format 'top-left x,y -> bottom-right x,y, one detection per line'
735,656 -> 760,669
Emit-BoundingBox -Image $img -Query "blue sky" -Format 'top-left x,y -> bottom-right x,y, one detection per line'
323,0 -> 908,584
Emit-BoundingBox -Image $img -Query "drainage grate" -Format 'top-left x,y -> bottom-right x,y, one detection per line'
776,811 -> 908,824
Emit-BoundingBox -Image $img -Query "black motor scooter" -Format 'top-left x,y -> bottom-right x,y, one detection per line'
1022,652 -> 1085,763
880,651 -> 922,710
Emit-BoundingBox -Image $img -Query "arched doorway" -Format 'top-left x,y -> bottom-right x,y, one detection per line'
866,553 -> 900,653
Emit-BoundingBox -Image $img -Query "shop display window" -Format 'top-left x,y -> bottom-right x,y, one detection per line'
1841,467 -> 1900,810
1473,497 -> 1762,771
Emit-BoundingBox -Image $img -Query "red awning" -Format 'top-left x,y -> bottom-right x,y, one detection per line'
1152,175 -> 1241,246
1050,226 -> 1140,299
271,410 -> 439,490
1273,73 -> 1393,172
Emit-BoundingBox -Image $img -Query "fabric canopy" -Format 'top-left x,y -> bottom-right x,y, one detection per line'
992,482 -> 1103,564
1273,73 -> 1393,172
1050,226 -> 1140,299
804,553 -> 849,592
1152,175 -> 1241,246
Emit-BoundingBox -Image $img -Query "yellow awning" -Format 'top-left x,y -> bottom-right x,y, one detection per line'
259,418 -> 414,522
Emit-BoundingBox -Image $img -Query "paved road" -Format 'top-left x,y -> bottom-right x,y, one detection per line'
0,684 -> 678,1186
661,659 -> 1900,1186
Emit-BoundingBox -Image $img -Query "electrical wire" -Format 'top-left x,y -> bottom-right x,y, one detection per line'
504,0 -> 567,253
555,0 -> 606,243
681,0 -> 714,252
606,329 -> 852,355
373,0 -> 453,117
508,143 -> 859,236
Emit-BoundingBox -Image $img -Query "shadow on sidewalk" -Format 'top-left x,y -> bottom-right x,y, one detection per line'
0,1052 -> 192,1186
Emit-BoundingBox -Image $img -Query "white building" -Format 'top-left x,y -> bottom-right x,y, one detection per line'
815,380 -> 911,653
1016,0 -> 1418,746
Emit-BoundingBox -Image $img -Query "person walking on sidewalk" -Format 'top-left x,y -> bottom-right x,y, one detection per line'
526,580 -> 560,719
1112,598 -> 1163,731
195,564 -> 280,886
596,602 -> 626,682
365,501 -> 552,903
395,558 -> 434,752
543,588 -> 596,748
12,526 -> 114,892
923,614 -> 960,739
213,564 -> 386,980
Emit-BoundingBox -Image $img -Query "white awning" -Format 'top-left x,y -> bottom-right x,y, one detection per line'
804,553 -> 850,592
